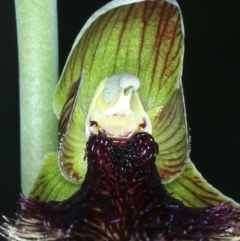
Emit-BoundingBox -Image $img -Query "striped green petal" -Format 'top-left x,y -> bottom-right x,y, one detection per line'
53,0 -> 184,118
166,160 -> 239,208
29,0 -> 238,210
52,0 -> 186,184
58,72 -> 87,184
149,87 -> 189,184
30,152 -> 79,201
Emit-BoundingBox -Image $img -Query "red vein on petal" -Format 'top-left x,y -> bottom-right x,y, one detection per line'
89,8 -> 117,80
174,180 -> 212,206
157,121 -> 185,149
30,179 -> 44,198
71,45 -> 81,86
149,1 -> 168,93
183,173 -> 222,198
153,92 -> 178,135
58,92 -> 76,135
79,22 -> 94,70
138,1 -> 149,76
36,183 -> 48,201
159,137 -> 187,156
159,7 -> 178,86
160,7 -> 181,87
161,154 -> 186,167
161,156 -> 186,170
156,108 -> 183,142
117,4 -> 135,71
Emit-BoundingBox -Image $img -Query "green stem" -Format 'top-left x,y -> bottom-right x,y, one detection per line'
15,0 -> 58,195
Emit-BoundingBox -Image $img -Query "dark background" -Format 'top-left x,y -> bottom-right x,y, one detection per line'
0,0 -> 239,214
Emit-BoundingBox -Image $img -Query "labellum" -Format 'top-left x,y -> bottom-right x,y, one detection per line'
1,0 -> 240,240
1,133 -> 240,240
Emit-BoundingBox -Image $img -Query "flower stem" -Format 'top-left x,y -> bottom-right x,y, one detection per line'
14,0 -> 58,195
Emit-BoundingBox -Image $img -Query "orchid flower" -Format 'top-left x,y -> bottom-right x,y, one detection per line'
1,0 -> 240,240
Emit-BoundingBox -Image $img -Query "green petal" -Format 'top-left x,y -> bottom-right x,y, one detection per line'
165,160 -> 239,208
58,73 -> 87,184
53,0 -> 184,119
31,0 -> 186,200
30,152 -> 79,201
51,0 -> 186,188
149,87 -> 189,184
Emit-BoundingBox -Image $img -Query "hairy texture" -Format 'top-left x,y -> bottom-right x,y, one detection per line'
1,133 -> 240,240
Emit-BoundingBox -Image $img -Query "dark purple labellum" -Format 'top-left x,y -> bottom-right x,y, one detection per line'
1,133 -> 240,240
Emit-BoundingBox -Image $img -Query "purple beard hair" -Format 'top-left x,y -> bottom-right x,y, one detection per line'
1,132 -> 240,240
